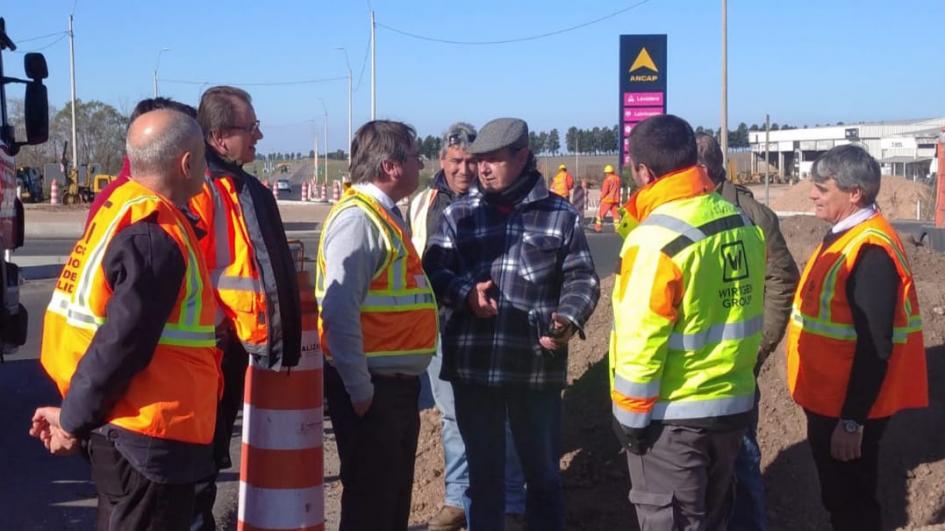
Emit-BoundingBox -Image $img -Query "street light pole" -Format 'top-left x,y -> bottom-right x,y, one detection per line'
153,48 -> 171,97
67,14 -> 78,169
720,0 -> 728,167
336,48 -> 353,167
318,99 -> 328,185
370,10 -> 376,120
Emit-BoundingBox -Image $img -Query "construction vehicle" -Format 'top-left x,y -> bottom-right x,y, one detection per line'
0,16 -> 50,359
15,166 -> 43,202
59,140 -> 97,204
92,173 -> 117,194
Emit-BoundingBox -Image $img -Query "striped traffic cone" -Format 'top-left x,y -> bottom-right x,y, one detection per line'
330,181 -> 341,204
301,181 -> 309,202
49,179 -> 59,205
238,244 -> 324,531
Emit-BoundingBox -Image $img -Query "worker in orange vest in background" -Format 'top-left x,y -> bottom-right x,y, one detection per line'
595,164 -> 622,232
550,163 -> 575,199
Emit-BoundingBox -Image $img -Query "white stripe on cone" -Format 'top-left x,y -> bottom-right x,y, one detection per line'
238,483 -> 325,529
242,406 -> 323,450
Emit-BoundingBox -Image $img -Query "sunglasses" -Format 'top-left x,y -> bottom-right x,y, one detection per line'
448,132 -> 476,146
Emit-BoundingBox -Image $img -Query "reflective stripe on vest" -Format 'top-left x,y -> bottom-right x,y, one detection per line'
41,180 -> 219,444
610,183 -> 764,428
316,188 -> 438,360
786,213 -> 927,418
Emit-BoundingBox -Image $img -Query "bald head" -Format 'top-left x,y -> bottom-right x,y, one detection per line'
126,109 -> 206,204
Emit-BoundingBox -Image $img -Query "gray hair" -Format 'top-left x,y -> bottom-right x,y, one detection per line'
350,120 -> 417,184
439,122 -> 477,159
811,144 -> 881,204
197,85 -> 252,138
127,111 -> 203,177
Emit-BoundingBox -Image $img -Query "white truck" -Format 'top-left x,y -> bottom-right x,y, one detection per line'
0,16 -> 50,360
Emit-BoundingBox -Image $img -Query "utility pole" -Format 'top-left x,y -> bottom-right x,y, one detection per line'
370,10 -> 376,120
313,134 -> 319,182
336,48 -> 353,166
720,0 -> 729,167
576,134 -> 581,181
67,14 -> 78,169
764,114 -> 770,206
153,48 -> 170,98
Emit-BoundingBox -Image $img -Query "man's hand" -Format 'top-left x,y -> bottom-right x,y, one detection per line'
539,312 -> 576,351
830,422 -> 863,462
30,407 -> 79,456
352,396 -> 373,418
466,279 -> 498,318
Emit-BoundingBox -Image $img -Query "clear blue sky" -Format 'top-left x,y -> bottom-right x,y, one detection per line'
5,0 -> 944,154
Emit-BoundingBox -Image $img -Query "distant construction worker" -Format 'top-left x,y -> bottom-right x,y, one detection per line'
189,86 -> 302,530
594,164 -> 621,232
31,109 -> 219,530
610,114 -> 766,531
550,163 -> 575,200
407,122 -> 526,531
85,97 -> 197,225
696,133 -> 799,531
787,145 -> 927,531
424,118 -> 599,531
317,120 -> 437,530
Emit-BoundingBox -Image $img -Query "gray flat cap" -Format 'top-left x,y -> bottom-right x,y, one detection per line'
467,117 -> 529,154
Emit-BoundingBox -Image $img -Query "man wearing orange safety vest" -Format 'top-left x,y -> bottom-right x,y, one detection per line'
550,163 -> 575,199
787,145 -> 927,531
316,120 -> 437,530
31,109 -> 220,530
594,164 -> 621,232
188,86 -> 302,529
610,115 -> 766,530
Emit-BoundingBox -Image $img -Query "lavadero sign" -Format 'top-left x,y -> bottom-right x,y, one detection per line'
619,34 -> 667,173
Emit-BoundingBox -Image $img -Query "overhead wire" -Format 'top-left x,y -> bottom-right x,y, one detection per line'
12,33 -> 68,54
162,76 -> 347,87
375,0 -> 652,46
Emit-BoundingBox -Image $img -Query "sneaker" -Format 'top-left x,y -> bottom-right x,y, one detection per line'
428,505 -> 467,531
505,513 -> 527,531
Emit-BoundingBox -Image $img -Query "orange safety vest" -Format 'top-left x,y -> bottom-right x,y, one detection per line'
41,179 -> 220,444
550,170 -> 574,197
315,187 -> 438,360
600,173 -> 622,204
190,176 -> 269,356
786,213 -> 927,419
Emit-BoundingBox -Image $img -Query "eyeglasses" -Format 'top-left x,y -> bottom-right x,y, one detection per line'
447,132 -> 476,146
226,120 -> 261,134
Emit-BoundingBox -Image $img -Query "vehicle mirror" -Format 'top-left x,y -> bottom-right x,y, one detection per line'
24,82 -> 48,145
23,53 -> 48,80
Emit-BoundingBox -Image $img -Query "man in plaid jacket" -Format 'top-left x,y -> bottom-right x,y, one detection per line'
424,117 -> 600,531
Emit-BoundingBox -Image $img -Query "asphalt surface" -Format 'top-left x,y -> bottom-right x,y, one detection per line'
2,219 -> 621,530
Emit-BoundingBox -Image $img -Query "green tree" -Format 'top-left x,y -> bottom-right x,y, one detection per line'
565,126 -> 578,153
309,149 -> 315,158
528,131 -> 540,152
538,131 -> 549,155
600,126 -> 617,154
47,99 -> 128,173
547,129 -> 561,155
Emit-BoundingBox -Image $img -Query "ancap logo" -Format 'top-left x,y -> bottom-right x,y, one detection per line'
629,47 -> 658,73
721,241 -> 749,282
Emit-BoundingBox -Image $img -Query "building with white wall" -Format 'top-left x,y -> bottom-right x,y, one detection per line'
748,117 -> 945,179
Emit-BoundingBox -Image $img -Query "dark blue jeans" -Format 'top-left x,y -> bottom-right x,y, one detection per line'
452,383 -> 564,531
730,391 -> 767,531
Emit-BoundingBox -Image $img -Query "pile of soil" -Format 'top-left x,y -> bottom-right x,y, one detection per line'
401,216 -> 945,530
770,176 -> 933,221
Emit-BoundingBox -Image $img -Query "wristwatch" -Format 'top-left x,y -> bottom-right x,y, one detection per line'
840,419 -> 862,433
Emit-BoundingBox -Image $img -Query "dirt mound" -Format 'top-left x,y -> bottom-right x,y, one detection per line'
405,217 -> 945,530
770,176 -> 933,221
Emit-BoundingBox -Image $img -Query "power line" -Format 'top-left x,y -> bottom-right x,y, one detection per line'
12,31 -> 67,44
354,32 -> 370,93
376,0 -> 652,46
162,76 -> 346,87
12,33 -> 68,53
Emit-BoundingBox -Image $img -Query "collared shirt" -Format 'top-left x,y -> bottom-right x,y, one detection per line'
831,204 -> 877,234
423,170 -> 600,389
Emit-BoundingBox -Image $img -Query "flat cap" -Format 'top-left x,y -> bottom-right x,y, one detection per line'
467,117 -> 529,154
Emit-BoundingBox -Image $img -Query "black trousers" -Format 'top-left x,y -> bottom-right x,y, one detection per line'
806,411 -> 890,531
89,433 -> 195,531
192,333 -> 249,531
325,365 -> 420,531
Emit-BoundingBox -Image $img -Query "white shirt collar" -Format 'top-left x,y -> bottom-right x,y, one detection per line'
355,182 -> 397,211
831,204 -> 877,234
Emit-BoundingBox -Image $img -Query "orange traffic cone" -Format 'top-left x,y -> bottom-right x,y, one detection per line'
238,242 -> 324,531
